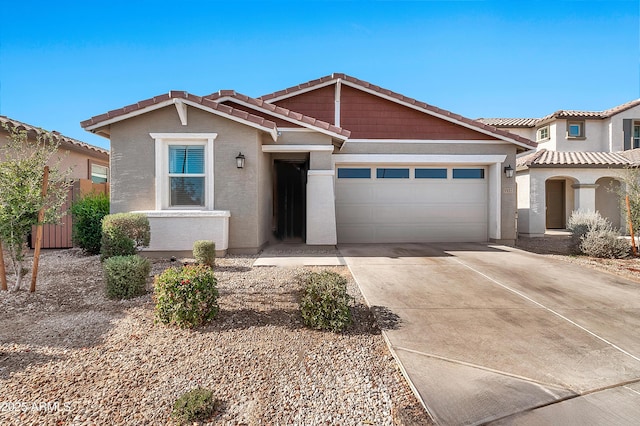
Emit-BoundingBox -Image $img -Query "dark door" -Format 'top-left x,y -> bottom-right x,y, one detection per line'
546,180 -> 565,229
275,161 -> 307,240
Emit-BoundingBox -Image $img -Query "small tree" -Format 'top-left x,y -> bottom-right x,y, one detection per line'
618,167 -> 640,235
0,124 -> 71,291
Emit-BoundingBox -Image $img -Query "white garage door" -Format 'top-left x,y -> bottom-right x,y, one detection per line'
335,165 -> 488,243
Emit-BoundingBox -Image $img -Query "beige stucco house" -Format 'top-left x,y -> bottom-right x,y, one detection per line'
479,99 -> 640,236
1,115 -> 110,248
81,73 -> 535,255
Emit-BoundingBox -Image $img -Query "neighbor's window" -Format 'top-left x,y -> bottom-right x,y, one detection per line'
536,126 -> 549,141
634,123 -> 640,149
337,168 -> 371,178
91,163 -> 109,183
567,120 -> 585,138
169,145 -> 205,206
376,168 -> 409,179
452,168 -> 485,179
415,168 -> 447,179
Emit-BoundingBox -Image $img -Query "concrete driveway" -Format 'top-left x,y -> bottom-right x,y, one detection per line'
340,243 -> 640,425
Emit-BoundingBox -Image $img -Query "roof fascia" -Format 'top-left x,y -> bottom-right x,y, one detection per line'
338,80 -> 534,150
216,95 -> 348,141
262,79 -> 338,104
85,97 -> 278,141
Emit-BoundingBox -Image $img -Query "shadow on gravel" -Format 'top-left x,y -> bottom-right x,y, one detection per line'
370,305 -> 402,330
215,265 -> 253,273
205,302 -> 384,336
0,349 -> 62,379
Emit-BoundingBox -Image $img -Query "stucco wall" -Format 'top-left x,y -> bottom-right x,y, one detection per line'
109,105 -> 267,251
609,104 -> 640,151
0,128 -> 108,180
518,167 -> 624,235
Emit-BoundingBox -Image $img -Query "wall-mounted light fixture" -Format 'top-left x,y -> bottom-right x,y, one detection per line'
236,152 -> 245,169
504,164 -> 514,178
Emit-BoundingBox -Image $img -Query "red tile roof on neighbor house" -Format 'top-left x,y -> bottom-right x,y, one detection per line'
480,99 -> 640,129
80,91 -> 279,133
205,90 -> 351,138
517,148 -> 632,168
1,115 -> 109,155
258,73 -> 536,149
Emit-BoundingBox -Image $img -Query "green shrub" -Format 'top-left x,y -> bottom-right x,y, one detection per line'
71,192 -> 110,255
580,229 -> 630,259
103,255 -> 151,299
101,212 -> 150,260
154,264 -> 219,328
299,270 -> 353,332
171,387 -> 218,425
193,240 -> 215,268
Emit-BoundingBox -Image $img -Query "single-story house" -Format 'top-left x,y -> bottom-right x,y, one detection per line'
81,73 -> 535,255
479,99 -> 640,236
1,115 -> 110,248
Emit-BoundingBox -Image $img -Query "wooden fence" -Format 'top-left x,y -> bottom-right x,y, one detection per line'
30,180 -> 110,249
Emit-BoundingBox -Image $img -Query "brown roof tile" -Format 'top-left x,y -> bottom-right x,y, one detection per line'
1,115 -> 109,155
518,149 -> 631,168
81,91 -> 278,133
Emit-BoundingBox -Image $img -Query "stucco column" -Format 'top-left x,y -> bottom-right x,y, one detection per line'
306,170 -> 337,245
488,162 -> 501,240
572,183 -> 598,212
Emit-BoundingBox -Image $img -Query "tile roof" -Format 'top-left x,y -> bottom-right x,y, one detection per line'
1,115 -> 109,155
205,90 -> 351,139
618,148 -> 640,165
80,91 -> 278,134
476,118 -> 539,127
517,149 -> 631,168
259,73 -> 537,149
482,99 -> 640,128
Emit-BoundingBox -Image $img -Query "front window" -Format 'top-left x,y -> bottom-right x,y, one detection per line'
150,133 -> 217,210
169,145 -> 205,206
634,123 -> 640,149
567,120 -> 585,138
536,126 -> 549,141
90,163 -> 109,183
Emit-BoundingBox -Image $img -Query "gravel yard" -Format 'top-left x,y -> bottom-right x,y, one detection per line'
0,249 -> 429,425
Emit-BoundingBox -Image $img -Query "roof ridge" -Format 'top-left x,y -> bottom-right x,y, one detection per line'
1,115 -> 109,155
259,74 -> 536,149
206,90 -> 351,139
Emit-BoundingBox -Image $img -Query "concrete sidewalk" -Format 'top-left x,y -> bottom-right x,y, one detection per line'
340,243 -> 640,425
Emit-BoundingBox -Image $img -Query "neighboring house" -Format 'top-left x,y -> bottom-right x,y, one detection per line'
0,115 -> 110,248
478,99 -> 640,236
81,73 -> 535,255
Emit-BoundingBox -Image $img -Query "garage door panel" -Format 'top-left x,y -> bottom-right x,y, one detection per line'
335,165 -> 488,243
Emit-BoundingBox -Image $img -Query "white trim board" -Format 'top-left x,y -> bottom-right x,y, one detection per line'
346,139 -> 511,144
214,96 -> 348,141
333,154 -> 507,165
262,144 -> 334,153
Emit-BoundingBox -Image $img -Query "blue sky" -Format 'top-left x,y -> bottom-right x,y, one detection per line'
1,0 -> 638,150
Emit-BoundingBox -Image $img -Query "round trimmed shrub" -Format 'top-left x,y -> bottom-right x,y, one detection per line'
103,255 -> 151,299
193,240 -> 215,268
580,229 -> 629,259
101,212 -> 150,260
171,387 -> 219,425
70,192 -> 109,255
154,264 -> 219,329
299,270 -> 353,332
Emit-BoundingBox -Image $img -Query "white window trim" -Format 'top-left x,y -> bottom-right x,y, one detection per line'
150,133 -> 217,210
536,126 -> 550,141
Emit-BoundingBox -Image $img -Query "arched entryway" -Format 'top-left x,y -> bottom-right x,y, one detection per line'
595,177 -> 622,230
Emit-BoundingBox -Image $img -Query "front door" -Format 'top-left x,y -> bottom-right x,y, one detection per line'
274,161 -> 307,241
546,180 -> 565,229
